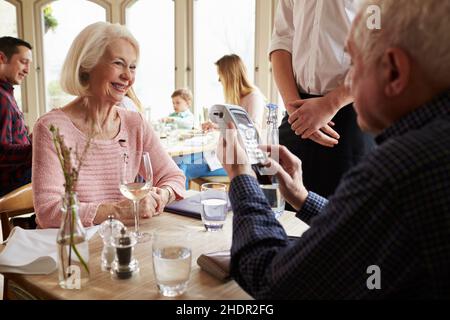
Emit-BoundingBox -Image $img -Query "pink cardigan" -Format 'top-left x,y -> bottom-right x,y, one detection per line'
32,107 -> 186,228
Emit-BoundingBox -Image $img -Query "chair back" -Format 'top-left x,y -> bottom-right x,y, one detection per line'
0,183 -> 34,241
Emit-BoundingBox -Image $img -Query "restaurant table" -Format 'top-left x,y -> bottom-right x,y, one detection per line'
1,195 -> 309,300
163,130 -> 220,158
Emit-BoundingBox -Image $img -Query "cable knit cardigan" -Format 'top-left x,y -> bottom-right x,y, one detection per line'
32,107 -> 186,228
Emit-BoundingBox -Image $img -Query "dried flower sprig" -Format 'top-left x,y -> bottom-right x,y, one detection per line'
49,125 -> 92,194
49,124 -> 93,278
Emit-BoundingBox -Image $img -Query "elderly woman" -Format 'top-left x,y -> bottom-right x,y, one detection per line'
32,22 -> 185,228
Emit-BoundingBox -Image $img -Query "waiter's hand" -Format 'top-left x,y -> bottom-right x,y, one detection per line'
287,96 -> 340,148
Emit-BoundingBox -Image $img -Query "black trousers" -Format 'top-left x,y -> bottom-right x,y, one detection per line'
279,93 -> 374,202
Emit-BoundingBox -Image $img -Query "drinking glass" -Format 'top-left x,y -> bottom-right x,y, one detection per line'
119,152 -> 152,243
165,123 -> 178,146
260,125 -> 285,219
200,183 -> 228,232
260,183 -> 285,219
152,227 -> 192,297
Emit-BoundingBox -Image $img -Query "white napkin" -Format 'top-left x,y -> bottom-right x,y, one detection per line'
203,149 -> 223,171
0,226 -> 99,275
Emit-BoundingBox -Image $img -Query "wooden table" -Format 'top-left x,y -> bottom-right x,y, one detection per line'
1,206 -> 309,300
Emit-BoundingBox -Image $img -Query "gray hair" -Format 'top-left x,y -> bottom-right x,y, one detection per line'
353,0 -> 450,85
60,21 -> 139,97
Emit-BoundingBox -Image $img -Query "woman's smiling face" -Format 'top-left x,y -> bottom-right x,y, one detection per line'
88,38 -> 137,105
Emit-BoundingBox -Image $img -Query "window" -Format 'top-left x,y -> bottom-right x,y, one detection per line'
126,0 -> 175,122
194,0 -> 256,115
0,1 -> 18,37
40,0 -> 106,111
0,0 -> 22,108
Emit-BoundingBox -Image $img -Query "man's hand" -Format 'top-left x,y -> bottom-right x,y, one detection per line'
287,96 -> 340,147
216,123 -> 255,180
259,145 -> 308,211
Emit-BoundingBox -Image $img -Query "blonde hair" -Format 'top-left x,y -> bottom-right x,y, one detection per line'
171,88 -> 193,106
215,54 -> 254,105
353,0 -> 450,85
60,21 -> 140,97
126,86 -> 143,112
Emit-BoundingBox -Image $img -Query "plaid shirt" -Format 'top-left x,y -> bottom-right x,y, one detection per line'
229,90 -> 450,299
0,80 -> 32,196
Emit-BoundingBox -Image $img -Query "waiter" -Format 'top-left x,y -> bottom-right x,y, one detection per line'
270,0 -> 374,199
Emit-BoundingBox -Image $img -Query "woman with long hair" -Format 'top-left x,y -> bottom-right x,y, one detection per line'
203,54 -> 266,131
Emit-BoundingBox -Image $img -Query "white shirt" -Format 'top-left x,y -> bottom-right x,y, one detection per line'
270,0 -> 356,95
240,88 -> 266,131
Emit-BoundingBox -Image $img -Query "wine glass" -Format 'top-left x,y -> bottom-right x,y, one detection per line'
119,151 -> 153,243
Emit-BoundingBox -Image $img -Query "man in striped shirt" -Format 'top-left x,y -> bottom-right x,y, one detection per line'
219,0 -> 450,298
0,36 -> 33,196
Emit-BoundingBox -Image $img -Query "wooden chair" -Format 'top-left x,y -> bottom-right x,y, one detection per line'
0,183 -> 34,242
0,183 -> 36,300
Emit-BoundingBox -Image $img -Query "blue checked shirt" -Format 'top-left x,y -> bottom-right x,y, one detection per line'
228,90 -> 450,299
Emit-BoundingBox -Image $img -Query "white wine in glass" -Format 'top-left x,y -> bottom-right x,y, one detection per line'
119,152 -> 153,243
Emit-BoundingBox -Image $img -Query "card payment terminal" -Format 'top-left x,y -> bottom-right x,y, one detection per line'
209,104 -> 271,183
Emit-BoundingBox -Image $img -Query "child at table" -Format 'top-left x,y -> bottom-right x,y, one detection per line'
161,88 -> 195,129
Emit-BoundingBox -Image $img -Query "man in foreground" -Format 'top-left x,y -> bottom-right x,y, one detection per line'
219,0 -> 450,298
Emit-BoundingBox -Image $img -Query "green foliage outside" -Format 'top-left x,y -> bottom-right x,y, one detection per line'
44,4 -> 58,33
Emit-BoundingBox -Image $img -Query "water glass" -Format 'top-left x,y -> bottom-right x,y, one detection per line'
260,182 -> 285,219
165,123 -> 178,145
200,183 -> 228,232
152,227 -> 192,297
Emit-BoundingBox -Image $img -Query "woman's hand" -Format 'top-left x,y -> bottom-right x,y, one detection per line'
94,190 -> 163,225
140,189 -> 163,216
201,121 -> 219,132
153,187 -> 173,214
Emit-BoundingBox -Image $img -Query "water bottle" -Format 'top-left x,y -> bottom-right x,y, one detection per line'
266,103 -> 279,146
261,103 -> 285,218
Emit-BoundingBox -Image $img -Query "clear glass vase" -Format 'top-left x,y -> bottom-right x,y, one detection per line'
57,192 -> 90,289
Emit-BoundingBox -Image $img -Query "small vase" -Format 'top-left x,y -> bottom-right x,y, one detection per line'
56,192 -> 90,289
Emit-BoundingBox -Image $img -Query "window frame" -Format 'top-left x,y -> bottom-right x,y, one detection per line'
14,0 -> 280,128
2,0 -> 27,114
33,0 -> 111,116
